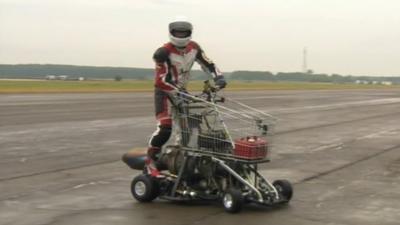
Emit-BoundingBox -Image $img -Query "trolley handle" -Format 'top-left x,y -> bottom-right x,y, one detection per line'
171,80 -> 225,106
201,80 -> 225,103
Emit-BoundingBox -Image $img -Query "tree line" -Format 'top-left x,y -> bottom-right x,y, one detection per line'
229,71 -> 400,83
1,64 -> 399,84
0,64 -> 210,80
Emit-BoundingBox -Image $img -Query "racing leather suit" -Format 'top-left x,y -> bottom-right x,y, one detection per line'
148,41 -> 223,159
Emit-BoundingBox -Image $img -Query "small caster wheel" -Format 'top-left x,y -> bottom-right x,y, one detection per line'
273,179 -> 293,202
222,188 -> 244,213
131,174 -> 159,202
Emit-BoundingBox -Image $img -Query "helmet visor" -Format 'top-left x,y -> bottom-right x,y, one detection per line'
171,29 -> 191,38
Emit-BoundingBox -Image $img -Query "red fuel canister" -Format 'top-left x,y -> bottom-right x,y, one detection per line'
234,136 -> 268,160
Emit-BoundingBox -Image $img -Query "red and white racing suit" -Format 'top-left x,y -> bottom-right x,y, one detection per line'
148,41 -> 223,159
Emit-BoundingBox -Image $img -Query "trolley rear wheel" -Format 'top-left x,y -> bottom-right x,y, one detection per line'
222,188 -> 244,213
131,174 -> 159,202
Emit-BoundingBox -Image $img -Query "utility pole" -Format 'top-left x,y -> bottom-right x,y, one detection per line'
302,47 -> 308,74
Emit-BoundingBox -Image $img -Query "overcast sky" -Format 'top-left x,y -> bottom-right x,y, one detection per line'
1,0 -> 399,76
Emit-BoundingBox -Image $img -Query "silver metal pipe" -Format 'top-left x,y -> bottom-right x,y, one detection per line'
212,157 -> 264,202
261,175 -> 280,200
251,168 -> 279,200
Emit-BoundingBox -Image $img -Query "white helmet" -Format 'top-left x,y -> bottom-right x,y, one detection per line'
169,17 -> 193,48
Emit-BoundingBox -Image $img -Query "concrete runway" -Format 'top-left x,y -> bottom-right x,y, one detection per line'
1,89 -> 400,225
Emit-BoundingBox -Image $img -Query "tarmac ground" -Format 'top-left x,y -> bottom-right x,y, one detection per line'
1,89 -> 400,225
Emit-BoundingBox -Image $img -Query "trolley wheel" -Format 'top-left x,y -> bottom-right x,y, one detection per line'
273,179 -> 293,202
131,174 -> 159,202
222,188 -> 244,213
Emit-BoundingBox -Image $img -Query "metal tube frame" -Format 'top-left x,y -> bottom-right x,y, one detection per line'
248,166 -> 280,200
212,157 -> 264,202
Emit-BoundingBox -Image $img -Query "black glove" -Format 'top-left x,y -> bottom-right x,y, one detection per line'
214,76 -> 227,89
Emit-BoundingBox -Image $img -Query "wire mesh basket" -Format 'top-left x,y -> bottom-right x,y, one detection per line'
170,92 -> 276,162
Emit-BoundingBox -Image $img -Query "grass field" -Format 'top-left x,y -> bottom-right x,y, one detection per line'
0,80 -> 398,93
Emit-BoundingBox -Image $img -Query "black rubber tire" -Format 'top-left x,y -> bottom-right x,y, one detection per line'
131,174 -> 159,202
273,179 -> 293,202
222,188 -> 244,213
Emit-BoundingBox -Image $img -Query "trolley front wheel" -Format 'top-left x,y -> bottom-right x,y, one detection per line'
273,179 -> 293,202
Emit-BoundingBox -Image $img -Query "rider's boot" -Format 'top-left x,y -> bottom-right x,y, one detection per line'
145,147 -> 164,178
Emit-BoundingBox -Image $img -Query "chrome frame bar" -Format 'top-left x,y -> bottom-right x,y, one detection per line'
212,157 -> 264,202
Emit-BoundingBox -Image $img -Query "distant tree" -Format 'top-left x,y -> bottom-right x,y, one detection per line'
114,75 -> 122,81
